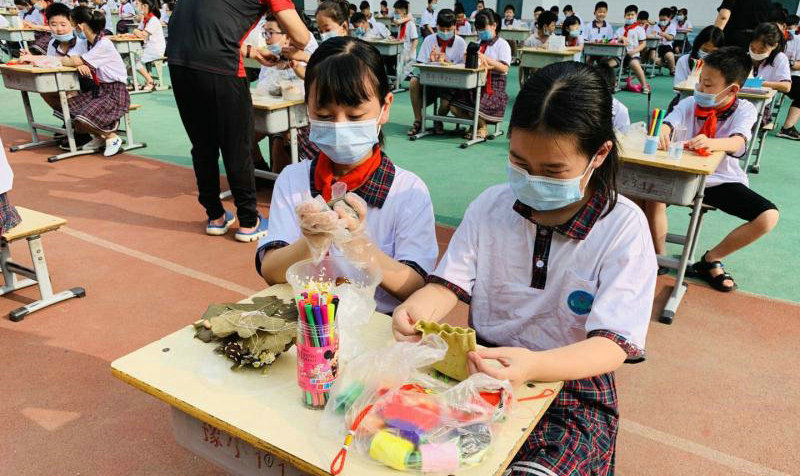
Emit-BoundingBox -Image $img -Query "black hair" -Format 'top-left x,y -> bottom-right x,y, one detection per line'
511,62 -> 619,215
44,1 -> 70,21
305,37 -> 390,145
594,62 -> 617,93
563,15 -> 580,31
392,0 -> 408,13
475,8 -> 497,30
787,14 -> 799,26
317,0 -> 350,26
690,25 -> 724,60
70,6 -> 105,33
359,0 -> 369,10
504,4 -> 514,13
625,4 -> 638,14
563,4 -> 573,13
380,0 -> 387,5
549,5 -> 558,13
752,22 -> 784,66
437,8 -> 456,27
476,0 -> 484,5
658,7 -> 671,18
348,3 -> 357,13
704,46 -> 751,86
138,0 -> 161,18
594,1 -> 607,11
534,6 -> 544,13
350,12 -> 367,25
678,8 -> 687,15
537,10 -> 557,30
14,0 -> 32,7
454,2 -> 465,15
637,11 -> 648,21
767,4 -> 787,24
165,1 -> 175,11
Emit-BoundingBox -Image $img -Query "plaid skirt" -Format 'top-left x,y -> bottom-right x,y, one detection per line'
505,373 -> 618,476
30,31 -> 51,55
451,71 -> 509,123
0,193 -> 21,234
57,81 -> 130,133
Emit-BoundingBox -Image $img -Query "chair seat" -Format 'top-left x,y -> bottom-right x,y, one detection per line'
128,104 -> 142,111
2,207 -> 65,243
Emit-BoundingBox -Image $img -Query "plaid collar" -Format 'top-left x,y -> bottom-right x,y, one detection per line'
512,185 -> 608,240
309,150 -> 396,208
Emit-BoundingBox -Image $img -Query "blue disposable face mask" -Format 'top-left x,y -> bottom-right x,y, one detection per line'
354,26 -> 366,37
54,31 -> 74,42
478,29 -> 492,41
507,158 -> 596,211
624,18 -> 635,25
310,108 -> 385,165
75,29 -> 86,40
676,14 -> 685,22
266,43 -> 283,56
694,84 -> 733,108
569,29 -> 580,38
659,19 -> 669,27
437,29 -> 454,41
320,30 -> 341,42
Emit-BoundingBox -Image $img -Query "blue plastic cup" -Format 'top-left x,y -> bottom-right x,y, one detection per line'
643,136 -> 659,155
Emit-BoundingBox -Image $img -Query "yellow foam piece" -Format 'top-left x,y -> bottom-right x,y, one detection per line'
414,321 -> 477,381
369,430 -> 414,470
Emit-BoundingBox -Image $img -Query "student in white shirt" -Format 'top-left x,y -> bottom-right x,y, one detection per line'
672,7 -> 692,53
582,0 -> 613,51
392,0 -> 417,79
523,10 -> 555,48
258,37 -> 438,314
648,8 -> 677,75
115,0 -> 135,33
394,62 -> 656,476
351,11 -> 389,39
454,3 -> 472,36
130,0 -> 165,91
778,15 -> 800,140
408,8 -> 466,136
419,0 -> 436,37
16,0 -> 44,26
0,137 -> 21,235
562,15 -> 583,52
649,47 -> 778,292
469,0 -> 483,21
668,26 -> 724,112
378,0 -> 392,18
501,4 -> 522,29
529,6 -> 543,34
607,5 -> 649,93
749,22 -> 792,129
98,0 -> 117,33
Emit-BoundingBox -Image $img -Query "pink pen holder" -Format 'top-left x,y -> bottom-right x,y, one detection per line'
297,318 -> 339,409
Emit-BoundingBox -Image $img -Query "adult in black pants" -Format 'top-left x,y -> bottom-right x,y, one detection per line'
166,0 -> 309,242
714,0 -> 771,49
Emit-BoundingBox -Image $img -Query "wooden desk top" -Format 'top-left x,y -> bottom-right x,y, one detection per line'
584,41 -> 624,47
0,25 -> 48,32
416,62 -> 486,73
0,64 -> 76,74
674,79 -> 776,100
2,207 -> 66,243
618,135 -> 725,175
111,284 -> 562,476
251,94 -> 305,111
520,47 -> 578,56
363,38 -> 403,45
108,34 -> 143,42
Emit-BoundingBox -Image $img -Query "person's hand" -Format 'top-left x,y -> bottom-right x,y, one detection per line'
429,48 -> 441,62
392,305 -> 422,342
467,347 -> 536,388
18,50 -> 34,64
332,193 -> 374,265
76,64 -> 93,77
332,192 -> 366,234
296,196 -> 340,261
252,47 -> 280,67
687,134 -> 713,150
281,45 -> 308,62
658,124 -> 672,150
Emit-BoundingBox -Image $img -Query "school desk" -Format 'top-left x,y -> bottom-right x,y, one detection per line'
518,47 -> 576,88
643,37 -> 662,77
618,135 -> 725,324
674,30 -> 689,53
0,10 -> 17,26
498,27 -> 530,44
0,27 -> 36,50
411,63 -> 503,148
460,32 -> 478,43
582,42 -> 626,89
674,79 -> 776,174
111,283 -> 563,476
108,34 -> 145,93
364,39 -> 405,92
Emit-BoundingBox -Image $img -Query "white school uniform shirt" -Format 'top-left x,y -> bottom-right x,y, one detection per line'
665,97 -> 757,188
672,19 -> 692,31
481,37 -> 512,70
612,97 -> 630,132
615,25 -> 646,58
119,2 -> 135,19
523,32 -> 547,48
81,37 -> 128,83
651,22 -> 677,46
0,137 -> 13,195
364,22 -> 391,39
21,8 -> 43,25
46,37 -> 89,57
582,20 -> 614,42
416,33 -> 466,64
420,7 -> 436,28
501,18 -> 523,29
469,10 -> 479,20
753,52 -> 792,83
673,54 -> 694,85
785,37 -> 800,77
260,159 -> 438,313
456,21 -> 472,35
431,185 -> 656,356
139,16 -> 166,62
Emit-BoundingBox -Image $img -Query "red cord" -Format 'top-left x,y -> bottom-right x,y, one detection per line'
517,388 -> 555,402
330,404 -> 374,475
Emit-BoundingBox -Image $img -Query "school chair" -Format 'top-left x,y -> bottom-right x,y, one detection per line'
1,207 -> 85,321
145,57 -> 171,91
746,92 -> 785,174
49,103 -> 147,162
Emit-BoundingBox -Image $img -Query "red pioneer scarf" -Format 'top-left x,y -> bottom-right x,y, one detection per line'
313,146 -> 382,201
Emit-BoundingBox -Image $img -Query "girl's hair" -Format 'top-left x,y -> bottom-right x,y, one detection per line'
534,6 -> 543,13
752,22 -> 784,66
475,9 -> 497,30
138,0 -> 161,18
562,15 -> 580,31
536,10 -> 557,30
305,37 -> 390,145
454,2 -> 465,15
510,62 -> 619,214
690,25 -> 724,60
14,0 -> 32,8
316,0 -> 350,27
71,6 -> 106,33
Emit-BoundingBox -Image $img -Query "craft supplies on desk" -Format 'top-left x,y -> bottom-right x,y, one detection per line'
295,291 -> 340,409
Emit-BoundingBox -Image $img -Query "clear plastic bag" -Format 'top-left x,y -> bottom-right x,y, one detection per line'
325,335 -> 513,474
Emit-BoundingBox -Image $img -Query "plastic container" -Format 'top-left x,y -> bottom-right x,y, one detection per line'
643,135 -> 659,155
280,79 -> 304,101
668,124 -> 687,160
296,317 -> 339,409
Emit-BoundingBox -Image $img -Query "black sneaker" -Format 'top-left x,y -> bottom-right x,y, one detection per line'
777,127 -> 800,141
59,133 -> 93,151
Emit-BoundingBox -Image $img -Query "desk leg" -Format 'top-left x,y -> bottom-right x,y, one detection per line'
9,91 -> 60,152
460,85 -> 484,148
289,126 -> 299,165
22,90 -> 39,144
59,90 -> 77,153
616,55 -> 624,91
129,51 -> 140,92
660,176 -> 707,325
741,101 -> 766,173
394,52 -> 402,92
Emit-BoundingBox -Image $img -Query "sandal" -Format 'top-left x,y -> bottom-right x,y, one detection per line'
691,251 -> 737,292
464,128 -> 488,140
433,121 -> 445,135
141,82 -> 155,92
407,120 -> 422,136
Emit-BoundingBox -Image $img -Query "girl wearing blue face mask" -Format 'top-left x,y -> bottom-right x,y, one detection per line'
315,0 -> 349,43
450,9 -> 510,139
393,61 -> 657,476
256,36 -> 438,314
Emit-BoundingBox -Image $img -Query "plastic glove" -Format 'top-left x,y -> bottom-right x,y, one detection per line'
296,196 -> 340,263
331,193 -> 374,267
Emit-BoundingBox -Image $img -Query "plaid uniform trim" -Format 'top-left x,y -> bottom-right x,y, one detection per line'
510,373 -> 618,476
254,240 -> 289,275
0,193 -> 21,235
399,259 -> 428,278
512,187 -> 609,290
426,274 -> 472,304
588,329 -> 646,363
308,151 -> 396,208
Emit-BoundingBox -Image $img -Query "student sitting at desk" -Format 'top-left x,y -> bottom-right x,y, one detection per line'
407,8 -> 465,137
378,0 -> 391,18
749,22 -> 792,126
563,4 -> 581,25
501,4 -> 522,29
419,0 -> 436,37
562,15 -> 583,50
358,0 -> 376,28
394,61 -> 656,476
523,10 -> 555,48
529,5 -> 543,35
582,1 -> 613,42
258,37 -> 438,314
351,12 -> 389,39
15,0 -> 43,26
777,14 -> 800,140
649,47 -> 779,291
315,0 -> 349,42
115,0 -> 134,33
454,3 -> 472,36
668,26 -> 724,112
469,0 -> 483,21
391,0 -> 417,79
672,7 -> 692,53
450,9 -> 510,140
23,0 -> 52,55
607,4 -> 649,94
97,0 -> 116,34
130,0 -> 165,92
648,8 -> 677,75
